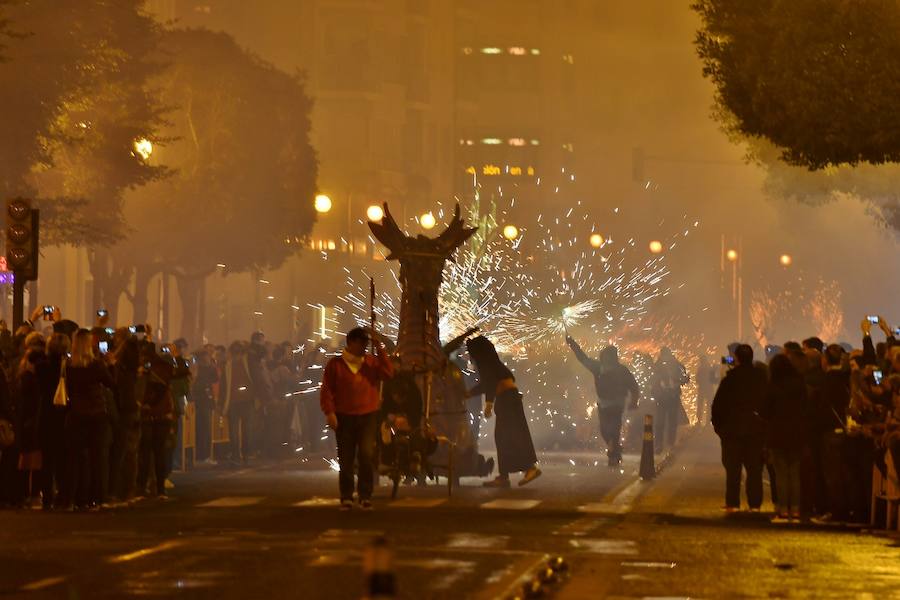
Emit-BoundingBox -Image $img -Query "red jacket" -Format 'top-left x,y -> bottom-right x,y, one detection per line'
320,349 -> 393,416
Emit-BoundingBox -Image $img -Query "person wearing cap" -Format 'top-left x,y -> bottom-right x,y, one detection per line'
320,327 -> 393,511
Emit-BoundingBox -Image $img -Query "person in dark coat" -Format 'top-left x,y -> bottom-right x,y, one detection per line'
467,335 -> 540,487
37,333 -> 70,510
63,329 -> 114,510
137,343 -> 176,499
566,337 -> 639,466
108,332 -> 141,502
711,344 -> 768,512
763,354 -> 810,520
650,347 -> 689,451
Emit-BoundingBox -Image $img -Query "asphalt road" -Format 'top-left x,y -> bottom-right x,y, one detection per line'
2,431 -> 899,599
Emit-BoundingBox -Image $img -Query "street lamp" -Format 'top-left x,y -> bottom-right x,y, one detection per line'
314,194 -> 332,213
502,224 -> 519,240
649,240 -> 663,254
780,254 -> 792,267
133,138 -> 153,160
726,249 -> 738,262
366,204 -> 384,222
420,212 -> 436,230
589,233 -> 604,248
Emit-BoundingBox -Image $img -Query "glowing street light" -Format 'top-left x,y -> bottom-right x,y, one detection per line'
649,240 -> 663,254
780,254 -> 793,266
726,249 -> 738,262
420,212 -> 436,230
314,194 -> 332,213
133,138 -> 153,160
366,204 -> 384,222
589,233 -> 604,248
502,224 -> 520,240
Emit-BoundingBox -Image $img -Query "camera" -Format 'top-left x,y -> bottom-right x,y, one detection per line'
161,346 -> 171,354
874,369 -> 884,385
42,305 -> 55,315
104,327 -> 114,335
129,324 -> 147,335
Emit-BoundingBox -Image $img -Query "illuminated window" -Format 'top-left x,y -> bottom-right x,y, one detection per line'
562,54 -> 575,64
481,47 -> 502,55
527,166 -> 535,176
530,48 -> 540,55
508,47 -> 526,56
530,139 -> 540,146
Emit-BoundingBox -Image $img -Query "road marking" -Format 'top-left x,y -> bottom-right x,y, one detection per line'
293,497 -> 341,507
20,576 -> 67,591
390,497 -> 447,508
578,502 -> 629,514
198,496 -> 265,508
621,561 -> 677,569
447,533 -> 510,549
108,540 -> 184,563
480,499 -> 541,510
569,538 -> 638,555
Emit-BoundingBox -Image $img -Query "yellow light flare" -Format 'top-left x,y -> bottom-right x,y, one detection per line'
589,233 -> 604,248
314,194 -> 332,213
780,254 -> 792,266
420,212 -> 436,230
133,138 -> 153,160
503,224 -> 520,240
366,205 -> 384,221
649,240 -> 663,254
726,249 -> 738,261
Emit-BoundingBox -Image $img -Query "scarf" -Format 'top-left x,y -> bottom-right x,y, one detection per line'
342,349 -> 364,374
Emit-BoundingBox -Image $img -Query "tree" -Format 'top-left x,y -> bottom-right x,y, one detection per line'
0,0 -> 169,280
693,0 -> 900,169
118,28 -> 318,342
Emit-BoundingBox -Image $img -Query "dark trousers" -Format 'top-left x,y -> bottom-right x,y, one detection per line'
138,420 -> 172,497
40,436 -> 65,508
109,413 -> 139,500
335,411 -> 378,501
720,435 -> 764,509
196,401 -> 212,462
64,413 -> 109,507
109,414 -> 141,501
598,405 -> 624,461
228,401 -> 253,461
655,397 -> 680,450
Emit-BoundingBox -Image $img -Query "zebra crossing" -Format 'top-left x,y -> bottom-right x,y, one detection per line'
192,495 -> 633,513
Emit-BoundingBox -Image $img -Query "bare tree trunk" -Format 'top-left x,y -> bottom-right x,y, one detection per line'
132,265 -> 154,325
175,274 -> 201,347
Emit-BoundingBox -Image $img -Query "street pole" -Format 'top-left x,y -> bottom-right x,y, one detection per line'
12,274 -> 23,330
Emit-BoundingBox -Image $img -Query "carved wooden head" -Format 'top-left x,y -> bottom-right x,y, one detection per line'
368,203 -> 477,294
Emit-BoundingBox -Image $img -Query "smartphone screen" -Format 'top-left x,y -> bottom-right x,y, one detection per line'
874,370 -> 884,385
868,316 -> 880,324
98,341 -> 109,354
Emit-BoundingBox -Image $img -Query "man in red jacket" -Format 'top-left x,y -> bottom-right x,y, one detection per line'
320,327 -> 393,510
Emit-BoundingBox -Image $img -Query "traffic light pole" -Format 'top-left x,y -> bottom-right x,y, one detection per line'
12,272 -> 24,330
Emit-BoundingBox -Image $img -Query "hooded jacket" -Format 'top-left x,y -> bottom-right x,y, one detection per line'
711,364 -> 767,438
569,340 -> 639,409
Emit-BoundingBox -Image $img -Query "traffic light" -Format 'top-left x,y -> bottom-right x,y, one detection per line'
5,197 -> 39,280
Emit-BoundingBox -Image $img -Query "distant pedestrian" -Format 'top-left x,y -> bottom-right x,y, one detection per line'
320,327 -> 393,510
650,347 -> 689,451
711,344 -> 768,512
467,335 -> 541,487
566,337 -> 639,467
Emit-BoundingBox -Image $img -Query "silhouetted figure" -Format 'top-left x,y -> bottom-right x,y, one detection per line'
566,337 -> 639,467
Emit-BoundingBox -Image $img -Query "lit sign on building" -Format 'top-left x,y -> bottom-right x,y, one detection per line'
465,165 -> 536,177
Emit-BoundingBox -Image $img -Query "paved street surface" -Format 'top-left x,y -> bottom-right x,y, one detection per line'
2,430 -> 899,599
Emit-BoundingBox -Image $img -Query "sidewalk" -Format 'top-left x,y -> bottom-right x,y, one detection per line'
558,428 -> 900,599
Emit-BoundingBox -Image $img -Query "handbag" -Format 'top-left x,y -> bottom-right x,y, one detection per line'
0,418 -> 13,448
53,359 -> 68,407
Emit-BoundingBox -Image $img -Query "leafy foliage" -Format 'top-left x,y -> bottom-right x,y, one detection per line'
693,0 -> 900,169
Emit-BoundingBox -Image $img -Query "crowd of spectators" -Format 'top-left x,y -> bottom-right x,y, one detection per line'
711,316 -> 900,524
0,306 -> 334,511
